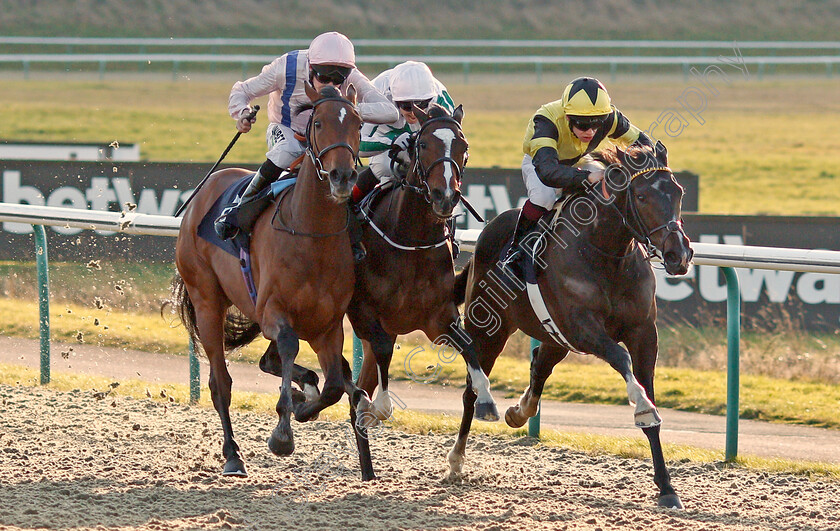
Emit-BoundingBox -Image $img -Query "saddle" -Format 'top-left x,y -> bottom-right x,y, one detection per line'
197,173 -> 298,305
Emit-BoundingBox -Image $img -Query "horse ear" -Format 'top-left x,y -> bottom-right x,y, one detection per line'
345,83 -> 357,106
452,104 -> 464,124
305,81 -> 319,103
413,105 -> 430,124
654,140 -> 668,165
616,147 -> 628,165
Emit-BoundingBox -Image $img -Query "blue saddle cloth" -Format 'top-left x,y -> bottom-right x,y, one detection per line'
197,173 -> 297,258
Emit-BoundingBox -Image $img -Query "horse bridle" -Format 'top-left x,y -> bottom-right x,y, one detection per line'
611,166 -> 690,260
400,116 -> 466,204
304,96 -> 360,180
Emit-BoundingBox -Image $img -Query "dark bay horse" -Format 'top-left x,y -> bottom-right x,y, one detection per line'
447,142 -> 693,509
346,104 -> 499,478
170,84 -> 374,477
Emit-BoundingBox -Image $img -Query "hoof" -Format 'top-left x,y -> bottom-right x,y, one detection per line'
222,457 -> 248,477
361,472 -> 377,482
658,493 -> 683,509
635,407 -> 662,428
291,390 -> 319,422
474,401 -> 500,422
268,425 -> 295,456
504,406 -> 528,428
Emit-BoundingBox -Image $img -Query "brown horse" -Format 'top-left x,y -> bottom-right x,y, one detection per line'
170,84 -> 374,478
345,104 -> 499,478
447,142 -> 693,509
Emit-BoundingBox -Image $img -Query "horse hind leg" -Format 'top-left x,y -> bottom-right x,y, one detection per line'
188,283 -> 248,476
265,322 -> 299,456
435,319 -> 498,422
505,343 -> 568,428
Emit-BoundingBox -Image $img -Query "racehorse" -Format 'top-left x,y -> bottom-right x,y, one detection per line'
447,142 -> 693,509
169,84 -> 375,478
346,104 -> 499,478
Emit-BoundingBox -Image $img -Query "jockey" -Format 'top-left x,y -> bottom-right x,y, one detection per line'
503,76 -> 655,264
214,31 -> 398,241
352,61 -> 455,203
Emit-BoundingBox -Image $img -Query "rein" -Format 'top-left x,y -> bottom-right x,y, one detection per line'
271,94 -> 357,238
606,165 -> 687,260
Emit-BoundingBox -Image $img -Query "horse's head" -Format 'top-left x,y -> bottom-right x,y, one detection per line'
615,141 -> 693,276
302,83 -> 362,201
408,103 -> 468,219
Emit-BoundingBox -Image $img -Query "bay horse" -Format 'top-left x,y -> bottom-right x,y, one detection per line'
170,84 -> 375,478
346,104 -> 499,478
447,142 -> 693,509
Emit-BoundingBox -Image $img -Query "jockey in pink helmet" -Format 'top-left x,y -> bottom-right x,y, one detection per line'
215,32 -> 397,247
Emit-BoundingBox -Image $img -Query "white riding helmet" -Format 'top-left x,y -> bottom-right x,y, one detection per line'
389,61 -> 438,102
308,31 -> 355,68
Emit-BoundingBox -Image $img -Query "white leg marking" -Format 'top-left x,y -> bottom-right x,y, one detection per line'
626,376 -> 662,428
468,366 -> 495,406
303,383 -> 320,402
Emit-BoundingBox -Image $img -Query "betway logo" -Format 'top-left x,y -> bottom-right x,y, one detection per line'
2,170 -> 190,234
655,235 -> 840,305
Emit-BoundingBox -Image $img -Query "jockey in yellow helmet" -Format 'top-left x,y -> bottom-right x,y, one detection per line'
503,77 -> 655,265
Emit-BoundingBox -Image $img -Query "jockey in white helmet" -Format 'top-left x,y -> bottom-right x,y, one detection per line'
215,31 -> 398,243
353,60 -> 454,203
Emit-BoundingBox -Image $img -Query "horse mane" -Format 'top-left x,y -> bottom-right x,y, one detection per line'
591,143 -> 658,170
293,85 -> 343,116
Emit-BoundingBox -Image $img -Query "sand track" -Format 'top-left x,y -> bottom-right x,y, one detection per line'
1,384 -> 839,531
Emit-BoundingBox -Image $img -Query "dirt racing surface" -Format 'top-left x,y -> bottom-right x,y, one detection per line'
1,383 -> 839,531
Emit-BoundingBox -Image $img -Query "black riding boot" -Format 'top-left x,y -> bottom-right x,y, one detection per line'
501,208 -> 539,265
214,160 -> 281,240
347,203 -> 367,263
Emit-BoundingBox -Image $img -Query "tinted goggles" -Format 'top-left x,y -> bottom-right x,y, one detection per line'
568,115 -> 607,131
311,65 -> 350,85
396,98 -> 433,112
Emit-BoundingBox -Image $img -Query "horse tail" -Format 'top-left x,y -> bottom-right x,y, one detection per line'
453,259 -> 472,306
163,273 -> 261,352
222,310 -> 262,351
163,272 -> 200,347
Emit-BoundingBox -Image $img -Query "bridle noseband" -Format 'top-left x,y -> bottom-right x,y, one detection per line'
304,96 -> 360,180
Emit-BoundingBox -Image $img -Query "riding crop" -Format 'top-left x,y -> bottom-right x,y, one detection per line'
174,105 -> 260,217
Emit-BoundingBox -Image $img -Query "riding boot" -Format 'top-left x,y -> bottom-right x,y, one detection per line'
347,203 -> 367,263
214,160 -> 281,240
501,208 -> 540,266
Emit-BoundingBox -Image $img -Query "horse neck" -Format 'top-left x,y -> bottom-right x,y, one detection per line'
390,170 -> 446,242
578,189 -> 637,257
289,160 -> 346,234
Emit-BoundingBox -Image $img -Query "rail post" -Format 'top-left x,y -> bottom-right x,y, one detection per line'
352,334 -> 363,383
722,267 -> 741,461
189,338 -> 200,404
528,337 -> 541,438
33,225 -> 51,384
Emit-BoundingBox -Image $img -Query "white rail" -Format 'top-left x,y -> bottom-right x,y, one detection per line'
2,204 -> 840,273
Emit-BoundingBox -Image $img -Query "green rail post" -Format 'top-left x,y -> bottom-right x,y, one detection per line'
352,334 -> 363,383
189,339 -> 200,404
33,225 -> 51,385
528,337 -> 541,438
722,267 -> 741,462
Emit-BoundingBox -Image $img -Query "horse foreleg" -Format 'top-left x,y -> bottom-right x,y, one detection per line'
258,341 -> 321,401
625,323 -> 682,509
265,321 -> 299,456
432,316 -> 498,422
447,381 -> 477,479
294,326 -> 346,422
360,324 -> 397,423
505,342 -> 568,429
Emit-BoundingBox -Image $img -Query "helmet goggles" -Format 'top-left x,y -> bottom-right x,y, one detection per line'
311,64 -> 351,85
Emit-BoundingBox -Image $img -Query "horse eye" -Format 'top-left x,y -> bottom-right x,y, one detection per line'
418,141 -> 427,149
636,194 -> 645,202
314,120 -> 322,128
